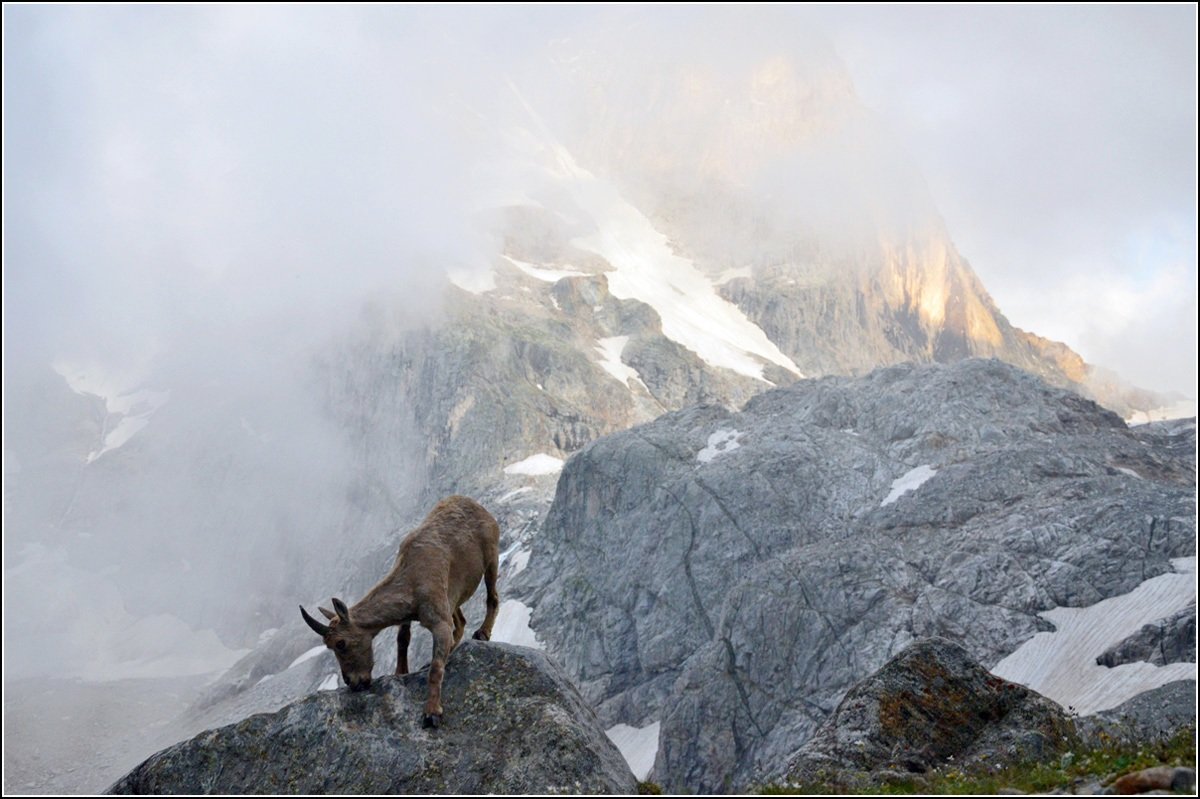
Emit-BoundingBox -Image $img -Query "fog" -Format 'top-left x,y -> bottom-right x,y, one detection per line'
2,4 -> 1196,791
817,5 -> 1197,395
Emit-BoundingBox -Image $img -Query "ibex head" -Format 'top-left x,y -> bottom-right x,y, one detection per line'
299,598 -> 374,691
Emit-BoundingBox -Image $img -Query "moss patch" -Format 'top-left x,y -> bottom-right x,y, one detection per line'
761,725 -> 1196,795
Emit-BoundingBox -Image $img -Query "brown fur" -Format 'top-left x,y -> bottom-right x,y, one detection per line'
300,495 -> 500,726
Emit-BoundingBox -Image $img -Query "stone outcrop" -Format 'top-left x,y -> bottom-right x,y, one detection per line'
1096,604 -> 1196,668
108,641 -> 636,795
777,638 -> 1077,791
1077,680 -> 1197,747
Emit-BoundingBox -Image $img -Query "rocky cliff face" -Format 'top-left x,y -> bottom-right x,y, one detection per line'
510,358 -> 1195,792
108,641 -> 636,795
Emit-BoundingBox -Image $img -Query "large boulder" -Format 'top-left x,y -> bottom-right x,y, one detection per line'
108,641 -> 636,794
1096,603 -> 1196,668
777,638 -> 1076,791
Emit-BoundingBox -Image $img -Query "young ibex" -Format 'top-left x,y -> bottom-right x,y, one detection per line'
299,495 -> 500,728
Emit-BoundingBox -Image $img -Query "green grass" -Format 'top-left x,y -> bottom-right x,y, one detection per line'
761,725 -> 1196,795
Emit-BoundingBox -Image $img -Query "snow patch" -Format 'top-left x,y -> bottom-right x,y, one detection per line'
498,486 -> 533,504
605,721 -> 661,780
448,266 -> 496,294
503,453 -> 564,476
880,464 -> 938,506
1126,399 -> 1197,425
508,549 -> 531,576
1114,466 -> 1142,479
55,367 -> 172,463
503,254 -> 586,282
697,429 -> 743,464
992,557 -> 1197,715
87,416 -> 151,463
317,673 -> 340,691
498,540 -> 521,565
490,599 -> 543,650
288,645 -> 327,671
594,336 -> 648,391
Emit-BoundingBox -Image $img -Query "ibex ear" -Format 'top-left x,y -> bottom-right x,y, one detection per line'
331,597 -> 352,624
318,606 -> 337,621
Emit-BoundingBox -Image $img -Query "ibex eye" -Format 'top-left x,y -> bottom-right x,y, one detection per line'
335,640 -> 347,652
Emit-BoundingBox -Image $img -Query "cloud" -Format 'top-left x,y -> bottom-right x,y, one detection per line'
812,4 -> 1197,393
3,6 -> 499,374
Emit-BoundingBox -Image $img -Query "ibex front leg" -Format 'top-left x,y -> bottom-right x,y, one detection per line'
395,622 -> 411,676
421,611 -> 454,729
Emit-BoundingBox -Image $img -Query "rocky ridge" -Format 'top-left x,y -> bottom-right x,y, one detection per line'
108,641 -> 637,795
510,358 -> 1195,791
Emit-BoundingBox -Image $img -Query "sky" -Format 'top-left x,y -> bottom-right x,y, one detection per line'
2,4 -> 1196,396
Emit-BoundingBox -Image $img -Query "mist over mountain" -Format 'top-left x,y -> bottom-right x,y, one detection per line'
3,5 -> 1195,793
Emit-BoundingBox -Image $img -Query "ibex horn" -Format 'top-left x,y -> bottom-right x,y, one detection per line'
300,605 -> 330,636
331,597 -> 352,624
318,606 -> 337,621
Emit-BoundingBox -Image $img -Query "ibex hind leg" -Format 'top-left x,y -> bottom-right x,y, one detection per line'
472,557 -> 499,641
452,607 -> 466,649
395,622 -> 411,676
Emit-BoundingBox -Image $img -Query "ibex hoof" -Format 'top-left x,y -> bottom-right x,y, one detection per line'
472,629 -> 490,641
423,713 -> 442,729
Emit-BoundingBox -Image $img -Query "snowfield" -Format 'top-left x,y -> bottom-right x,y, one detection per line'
505,86 -> 802,383
991,556 -> 1197,715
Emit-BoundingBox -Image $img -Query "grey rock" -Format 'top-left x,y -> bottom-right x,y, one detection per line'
511,359 -> 1195,792
1077,680 -> 1197,747
775,638 -> 1076,792
1096,603 -> 1196,667
107,641 -> 636,795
